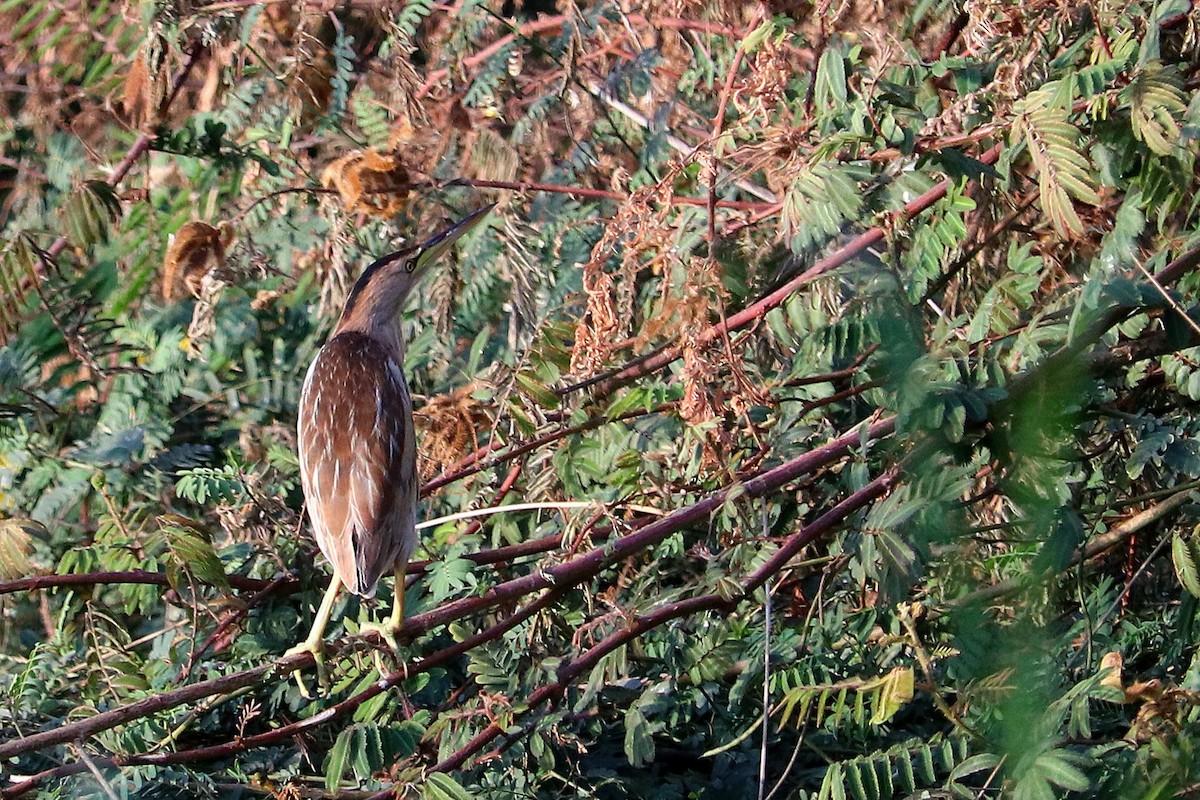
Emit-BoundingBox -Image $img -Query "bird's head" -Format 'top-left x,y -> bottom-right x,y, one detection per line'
335,203 -> 495,337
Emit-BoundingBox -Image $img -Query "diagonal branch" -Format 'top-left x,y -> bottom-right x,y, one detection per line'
425,466 -> 900,776
0,416 -> 894,786
570,143 -> 1005,401
42,42 -> 205,266
0,570 -> 282,597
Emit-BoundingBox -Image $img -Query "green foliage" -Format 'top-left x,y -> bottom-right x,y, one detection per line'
3,1 -> 1200,799
1011,82 -> 1101,237
817,737 -> 973,800
324,721 -> 423,791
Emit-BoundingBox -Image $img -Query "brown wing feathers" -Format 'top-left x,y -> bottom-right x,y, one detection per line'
298,331 -> 414,597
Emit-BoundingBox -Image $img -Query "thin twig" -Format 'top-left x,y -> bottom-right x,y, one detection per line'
709,5 -> 770,254
583,82 -> 776,205
0,570 -> 282,597
949,488 -> 1194,610
72,745 -> 120,800
415,501 -> 600,530
758,552 -> 772,798
570,144 -> 1005,401
43,43 -> 205,265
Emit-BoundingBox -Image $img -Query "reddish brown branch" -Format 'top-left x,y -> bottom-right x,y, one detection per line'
422,402 -> 676,496
0,583 -> 571,799
427,465 -> 900,774
414,12 -> 783,99
0,570 -> 282,597
458,462 -> 524,540
572,143 -> 1004,400
0,657 -> 286,767
0,417 -> 894,785
176,573 -> 297,683
708,7 -> 766,255
406,416 -> 895,639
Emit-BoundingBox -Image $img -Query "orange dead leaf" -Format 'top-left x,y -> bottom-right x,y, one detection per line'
123,51 -> 152,127
570,268 -> 619,376
321,149 -> 411,219
414,385 -> 491,483
122,39 -> 169,128
1099,651 -> 1125,696
261,4 -> 299,45
162,221 -> 234,301
1099,650 -> 1200,742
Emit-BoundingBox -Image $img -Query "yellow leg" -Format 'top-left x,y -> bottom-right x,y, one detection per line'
359,564 -> 407,674
283,576 -> 341,698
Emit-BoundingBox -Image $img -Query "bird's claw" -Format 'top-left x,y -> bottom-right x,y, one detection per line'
282,639 -> 329,699
358,620 -> 407,679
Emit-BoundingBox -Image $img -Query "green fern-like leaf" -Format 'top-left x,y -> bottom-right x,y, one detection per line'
175,465 -> 246,504
423,773 -> 475,800
464,42 -> 513,110
160,516 -> 231,593
1122,64 -> 1187,156
353,86 -> 392,151
325,29 -> 356,128
394,0 -> 437,44
1074,58 -> 1123,97
1172,533 -> 1200,598
324,724 -> 356,791
1012,748 -> 1091,800
1013,89 -> 1101,237
819,738 -> 972,800
0,236 -> 39,345
59,180 -> 122,251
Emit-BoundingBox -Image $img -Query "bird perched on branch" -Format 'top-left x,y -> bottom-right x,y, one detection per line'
285,204 -> 494,694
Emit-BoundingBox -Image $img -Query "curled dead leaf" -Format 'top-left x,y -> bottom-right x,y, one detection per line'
123,50 -> 152,127
163,221 -> 235,301
1099,651 -> 1125,696
122,39 -> 167,127
0,517 -> 49,581
414,385 -> 491,482
251,289 -> 283,311
1100,650 -> 1200,742
321,149 -> 410,219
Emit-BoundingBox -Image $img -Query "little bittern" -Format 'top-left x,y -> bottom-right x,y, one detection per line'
286,204 -> 493,693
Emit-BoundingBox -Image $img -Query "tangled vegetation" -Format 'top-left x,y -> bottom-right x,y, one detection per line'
2,0 -> 1200,797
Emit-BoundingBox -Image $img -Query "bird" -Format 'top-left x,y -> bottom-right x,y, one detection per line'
285,204 -> 494,694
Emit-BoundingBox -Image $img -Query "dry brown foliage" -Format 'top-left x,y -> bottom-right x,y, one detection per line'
321,150 -> 412,219
415,385 -> 492,483
161,221 -> 234,301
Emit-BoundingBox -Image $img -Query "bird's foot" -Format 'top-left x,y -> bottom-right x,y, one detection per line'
281,638 -> 329,699
357,619 -> 408,680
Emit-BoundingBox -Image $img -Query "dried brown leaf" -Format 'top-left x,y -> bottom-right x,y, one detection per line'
415,386 -> 492,482
321,149 -> 411,219
162,221 -> 233,301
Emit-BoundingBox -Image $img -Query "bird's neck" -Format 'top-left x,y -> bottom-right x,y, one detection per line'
332,315 -> 406,361
333,269 -> 415,359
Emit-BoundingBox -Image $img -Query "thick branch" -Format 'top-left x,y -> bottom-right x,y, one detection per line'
427,467 -> 900,774
0,570 -> 282,597
405,417 -> 895,638
0,658 -> 286,765
949,488 -> 1194,609
0,417 -> 894,783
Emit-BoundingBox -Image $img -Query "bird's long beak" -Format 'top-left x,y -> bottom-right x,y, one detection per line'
409,203 -> 497,275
